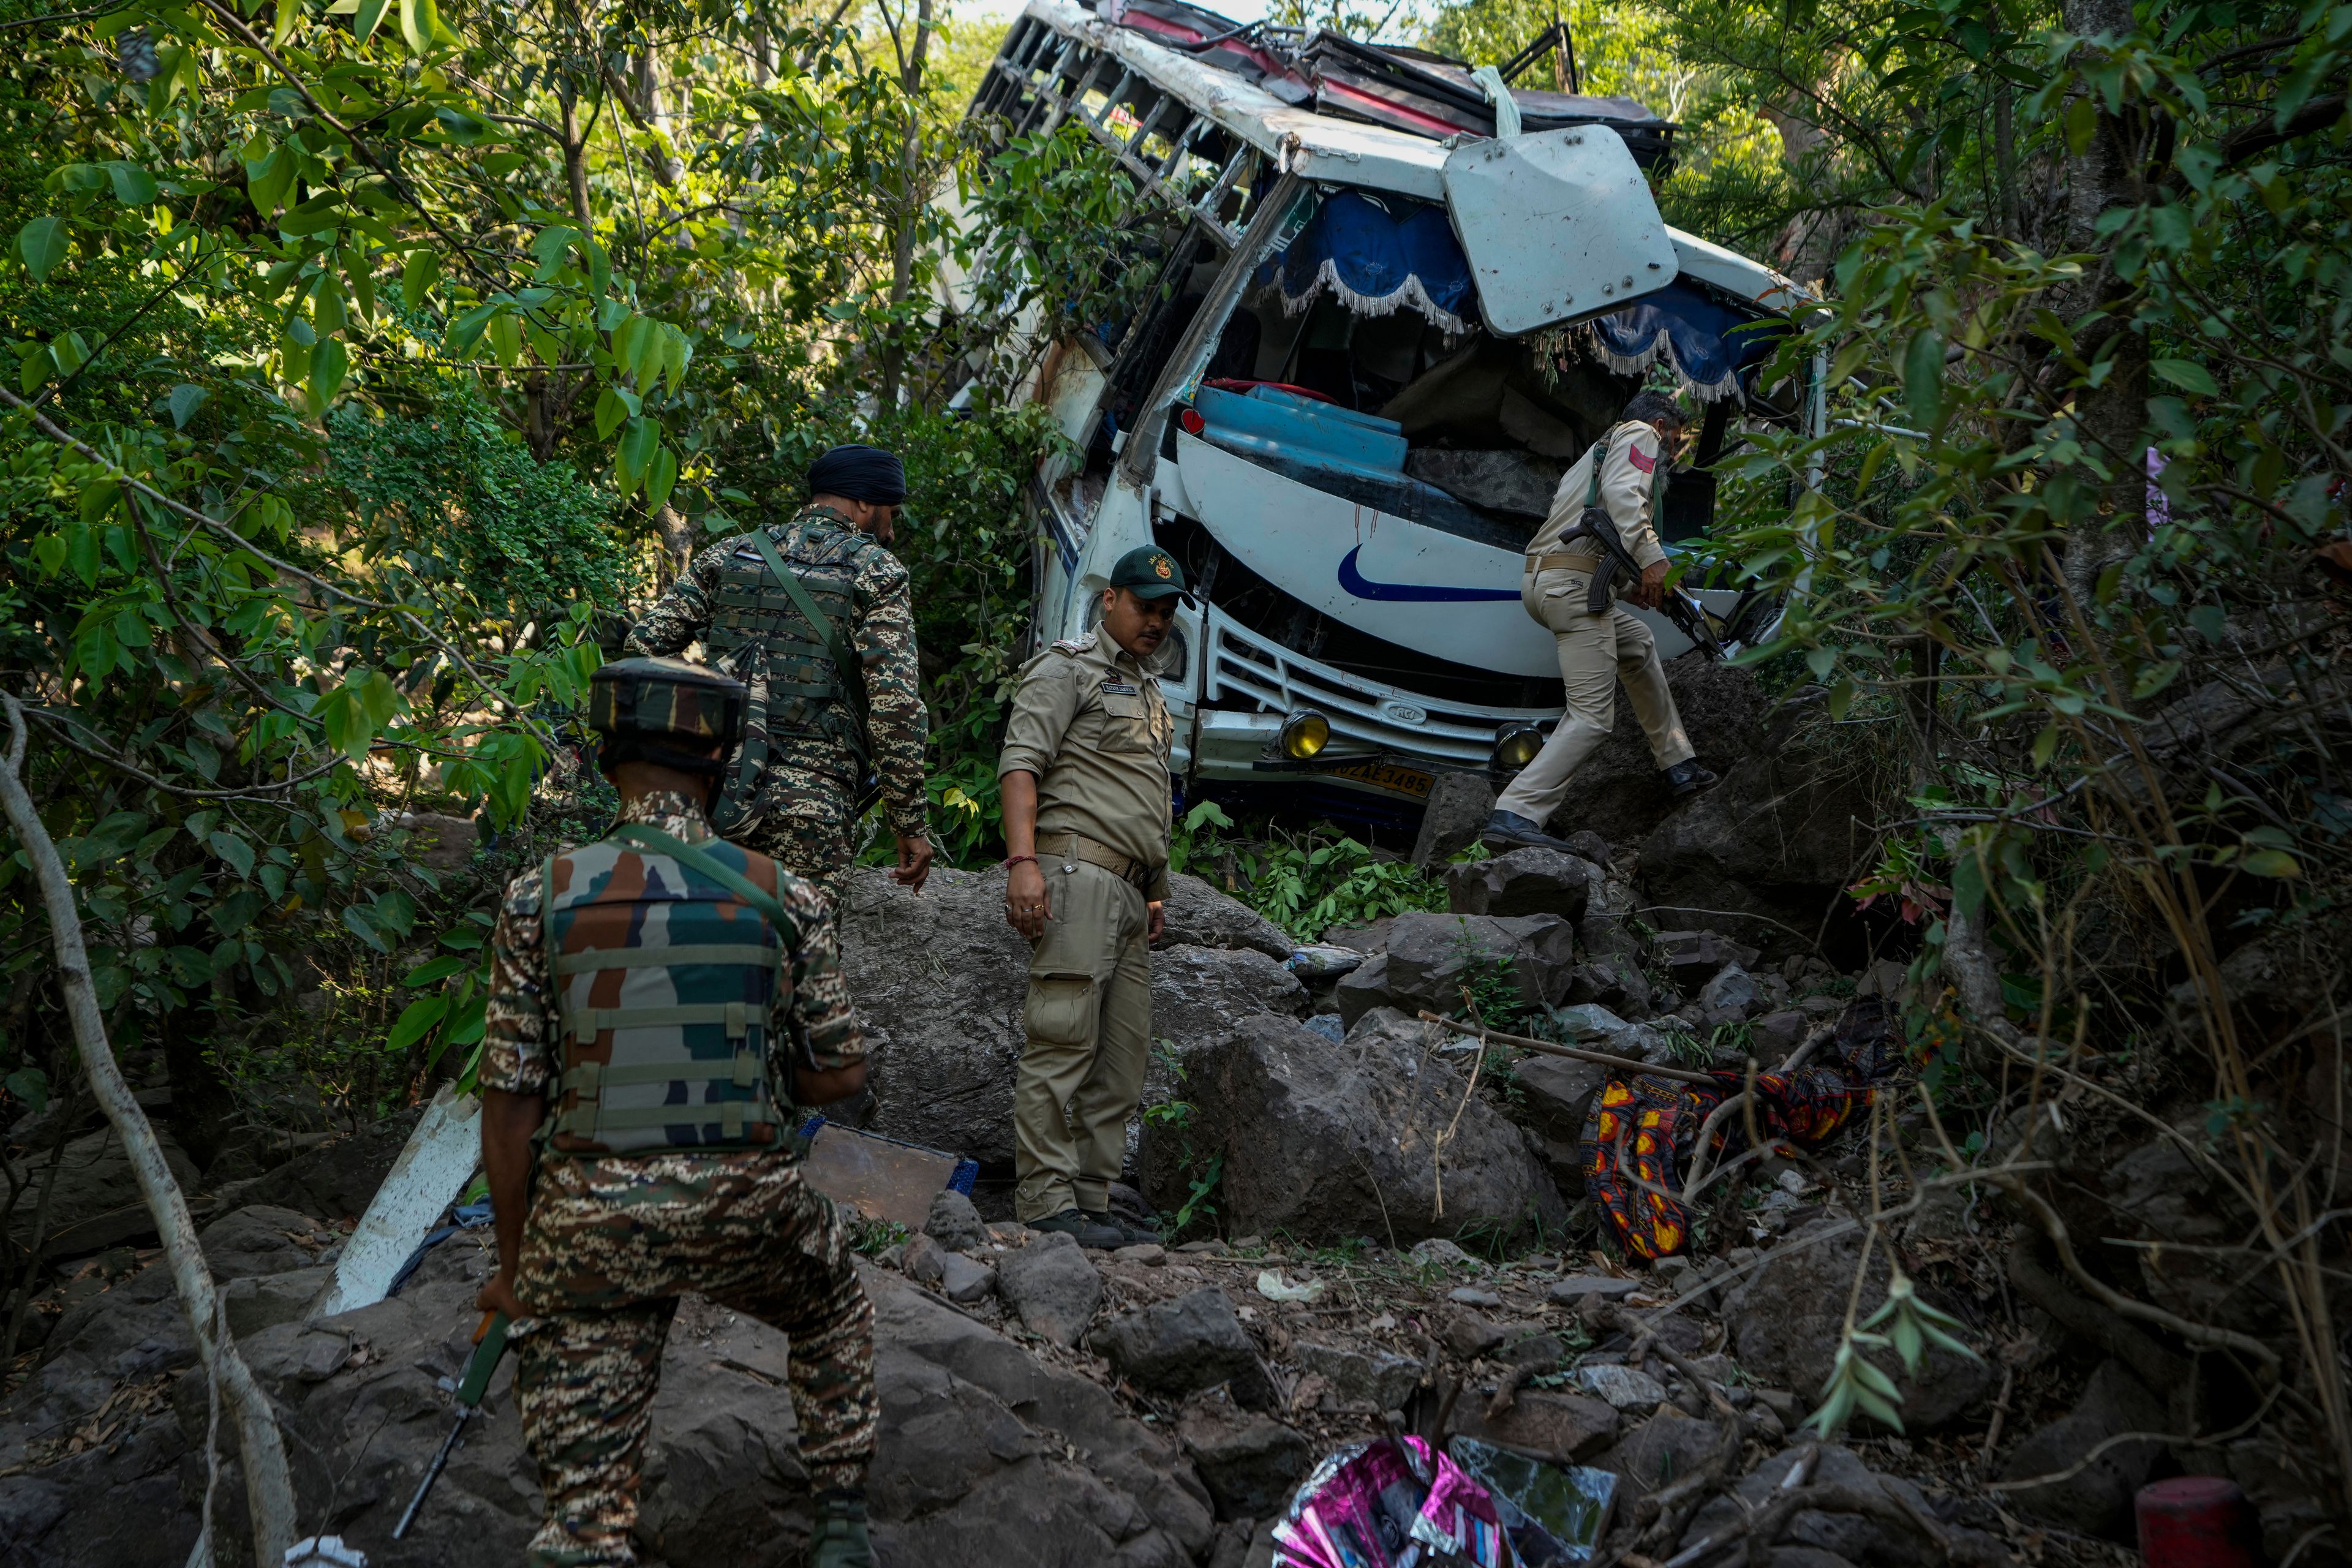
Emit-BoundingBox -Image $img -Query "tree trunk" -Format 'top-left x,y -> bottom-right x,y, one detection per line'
877,0 -> 936,409
2054,0 -> 2149,612
0,698 -> 299,1565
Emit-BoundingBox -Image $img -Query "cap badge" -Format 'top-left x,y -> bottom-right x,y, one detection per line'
1153,557 -> 1172,579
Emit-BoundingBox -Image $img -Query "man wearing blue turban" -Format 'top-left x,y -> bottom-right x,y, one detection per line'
627,443 -> 934,921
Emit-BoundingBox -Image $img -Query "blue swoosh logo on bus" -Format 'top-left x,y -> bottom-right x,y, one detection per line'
1337,546 -> 1520,602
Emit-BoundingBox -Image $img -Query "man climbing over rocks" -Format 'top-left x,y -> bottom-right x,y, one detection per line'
474,657 -> 878,1568
1485,390 -> 1719,855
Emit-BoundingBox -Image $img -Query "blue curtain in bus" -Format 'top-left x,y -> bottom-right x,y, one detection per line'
1254,190 -> 1474,335
1584,280 -> 1787,402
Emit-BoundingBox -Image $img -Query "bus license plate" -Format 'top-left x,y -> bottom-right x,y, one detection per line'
1330,760 -> 1434,799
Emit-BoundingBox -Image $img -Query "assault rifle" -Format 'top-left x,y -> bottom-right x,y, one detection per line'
394,1310 -> 511,1539
1557,497 -> 1727,660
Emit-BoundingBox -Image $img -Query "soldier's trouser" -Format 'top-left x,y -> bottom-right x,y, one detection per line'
510,1152 -> 876,1568
741,780 -> 858,919
1013,858 -> 1152,1222
1495,567 -> 1695,828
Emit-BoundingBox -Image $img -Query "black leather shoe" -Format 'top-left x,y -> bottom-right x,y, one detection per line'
1663,760 -> 1720,798
1085,1208 -> 1162,1246
1480,809 -> 1581,854
1028,1209 -> 1124,1249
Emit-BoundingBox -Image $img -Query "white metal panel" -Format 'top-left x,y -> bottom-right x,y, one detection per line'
1175,431 -> 1560,677
1441,128 -> 1679,336
1667,226 -> 1814,314
314,1084 -> 481,1317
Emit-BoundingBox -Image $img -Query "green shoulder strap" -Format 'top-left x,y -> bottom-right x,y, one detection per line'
748,527 -> 870,733
1582,433 -> 1609,508
611,823 -> 804,954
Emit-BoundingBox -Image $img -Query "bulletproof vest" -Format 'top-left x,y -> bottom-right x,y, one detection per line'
541,833 -> 796,1153
703,522 -> 872,824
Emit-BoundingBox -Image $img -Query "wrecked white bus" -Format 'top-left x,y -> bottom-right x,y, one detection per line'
959,0 -> 1819,816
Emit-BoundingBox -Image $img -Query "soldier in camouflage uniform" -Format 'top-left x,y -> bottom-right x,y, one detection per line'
625,443 -> 933,916
477,657 -> 878,1568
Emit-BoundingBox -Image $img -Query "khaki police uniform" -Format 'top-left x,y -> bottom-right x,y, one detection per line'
996,629 -> 1175,1223
1495,421 -> 1697,827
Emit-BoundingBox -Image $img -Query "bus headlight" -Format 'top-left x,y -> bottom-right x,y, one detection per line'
1278,709 -> 1330,760
1493,722 -> 1544,771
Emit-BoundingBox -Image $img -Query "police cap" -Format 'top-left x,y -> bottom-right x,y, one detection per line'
1106,545 -> 1193,605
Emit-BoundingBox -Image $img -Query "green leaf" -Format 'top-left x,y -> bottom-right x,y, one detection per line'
399,0 -> 436,53
245,146 -> 293,216
353,0 -> 392,43
594,386 -> 630,439
167,383 -> 208,429
386,994 -> 450,1051
103,161 -> 157,205
2241,849 -> 2301,878
402,954 -> 472,986
4,1068 -> 50,1115
645,443 -> 679,513
343,903 -> 391,952
208,831 -> 255,878
1903,329 -> 1943,433
2150,358 -> 2218,397
402,247 -> 440,311
272,0 -> 303,50
309,336 -> 349,407
18,216 -> 69,284
616,415 -> 658,496
487,311 -> 521,367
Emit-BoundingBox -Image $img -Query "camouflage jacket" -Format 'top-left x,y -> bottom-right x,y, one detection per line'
625,503 -> 930,840
478,789 -> 860,1101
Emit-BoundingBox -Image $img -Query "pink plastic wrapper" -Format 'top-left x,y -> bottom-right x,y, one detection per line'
1271,1435 -> 1518,1568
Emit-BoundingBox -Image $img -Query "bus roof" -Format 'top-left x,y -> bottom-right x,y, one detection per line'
1011,0 -> 1811,316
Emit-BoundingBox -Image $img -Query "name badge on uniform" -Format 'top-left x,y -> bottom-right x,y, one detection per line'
1101,680 -> 1139,695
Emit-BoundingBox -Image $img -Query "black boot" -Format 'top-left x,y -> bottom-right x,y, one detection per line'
810,1491 -> 875,1568
1028,1208 -> 1124,1249
1480,809 -> 1580,854
1662,760 -> 1720,799
1085,1208 -> 1162,1246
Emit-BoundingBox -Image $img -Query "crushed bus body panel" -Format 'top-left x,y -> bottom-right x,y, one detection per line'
960,0 -> 1820,809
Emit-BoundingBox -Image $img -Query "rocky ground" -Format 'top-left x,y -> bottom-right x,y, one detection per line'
0,664 -> 2328,1564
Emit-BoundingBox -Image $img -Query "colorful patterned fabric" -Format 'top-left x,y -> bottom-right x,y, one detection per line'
627,503 -> 930,840
1581,997 -> 1901,1259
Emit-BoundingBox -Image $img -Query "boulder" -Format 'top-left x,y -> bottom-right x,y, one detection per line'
1676,1446 -> 1995,1568
1600,1408 -> 1732,1506
1999,1360 -> 2165,1537
1547,1275 -> 1637,1306
1160,873 -> 1297,960
1289,1341 -> 1422,1411
1572,1363 -> 1667,1414
7,1126 -> 200,1259
1636,733 -> 1879,966
1178,1404 -> 1310,1520
223,1265 -> 331,1337
841,865 -> 1307,1163
200,1205 -> 333,1280
401,811 -> 481,876
1563,956 -> 1654,1018
1699,965 -> 1763,1019
995,1232 -> 1103,1347
1094,1287 -> 1267,1406
1335,912 -> 1576,1028
1444,849 -> 1600,922
1543,1003 -> 1671,1065
0,1240 -> 1214,1568
1410,772 -> 1496,870
207,1109 -> 423,1223
1721,1218 -> 1993,1430
1649,931 -> 1761,990
1450,1389 -> 1618,1462
933,1252 -> 996,1305
1537,655 -> 1772,845
1752,1009 -> 1809,1061
1140,1014 -> 1566,1246
922,1189 -> 987,1254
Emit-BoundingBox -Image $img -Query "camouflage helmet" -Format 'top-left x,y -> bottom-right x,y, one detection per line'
588,657 -> 745,774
